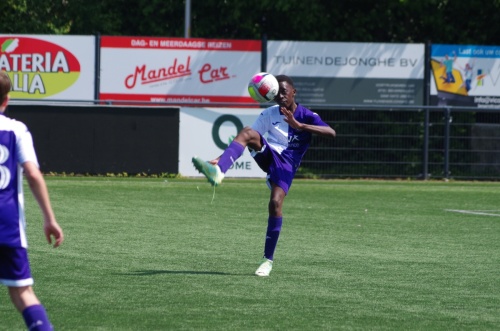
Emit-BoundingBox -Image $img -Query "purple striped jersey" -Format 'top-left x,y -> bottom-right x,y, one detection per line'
0,113 -> 38,248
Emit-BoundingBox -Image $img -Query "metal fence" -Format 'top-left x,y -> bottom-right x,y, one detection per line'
301,105 -> 500,180
10,100 -> 500,180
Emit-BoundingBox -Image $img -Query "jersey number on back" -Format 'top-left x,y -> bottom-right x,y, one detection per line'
0,144 -> 12,190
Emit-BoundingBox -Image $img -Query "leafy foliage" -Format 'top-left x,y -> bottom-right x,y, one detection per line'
1,0 -> 500,44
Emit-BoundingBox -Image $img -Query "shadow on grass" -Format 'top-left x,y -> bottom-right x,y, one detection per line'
119,270 -> 247,276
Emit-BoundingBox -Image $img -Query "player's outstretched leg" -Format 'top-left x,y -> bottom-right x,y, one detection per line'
255,258 -> 273,277
192,156 -> 225,186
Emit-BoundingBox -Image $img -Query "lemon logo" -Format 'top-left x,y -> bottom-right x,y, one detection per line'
0,37 -> 81,99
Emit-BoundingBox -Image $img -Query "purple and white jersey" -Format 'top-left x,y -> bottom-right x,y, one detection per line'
251,104 -> 329,167
0,113 -> 38,248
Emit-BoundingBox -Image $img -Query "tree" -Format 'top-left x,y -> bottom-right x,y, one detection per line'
0,0 -> 73,34
1,0 -> 500,45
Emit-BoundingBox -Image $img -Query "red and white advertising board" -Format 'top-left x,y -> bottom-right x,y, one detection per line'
0,34 -> 95,101
99,36 -> 261,104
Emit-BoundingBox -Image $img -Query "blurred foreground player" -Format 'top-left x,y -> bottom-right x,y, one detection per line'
0,71 -> 64,330
193,75 -> 336,276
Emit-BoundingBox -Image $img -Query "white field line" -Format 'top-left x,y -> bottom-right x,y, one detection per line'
445,209 -> 500,217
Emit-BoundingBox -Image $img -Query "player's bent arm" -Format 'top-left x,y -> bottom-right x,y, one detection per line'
282,110 -> 336,138
300,124 -> 336,139
22,161 -> 64,247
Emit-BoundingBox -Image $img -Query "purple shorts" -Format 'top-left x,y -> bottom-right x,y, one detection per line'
0,246 -> 34,287
250,137 -> 296,195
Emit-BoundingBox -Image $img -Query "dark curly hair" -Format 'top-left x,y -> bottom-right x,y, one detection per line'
275,75 -> 294,87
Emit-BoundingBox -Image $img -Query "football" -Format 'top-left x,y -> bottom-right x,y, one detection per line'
248,72 -> 279,103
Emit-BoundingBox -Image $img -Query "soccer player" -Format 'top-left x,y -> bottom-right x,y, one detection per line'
192,75 -> 336,276
0,71 -> 64,330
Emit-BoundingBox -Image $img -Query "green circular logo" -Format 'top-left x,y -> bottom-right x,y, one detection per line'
212,115 -> 244,150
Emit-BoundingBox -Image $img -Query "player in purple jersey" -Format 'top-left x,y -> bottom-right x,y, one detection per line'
193,75 -> 336,276
0,71 -> 64,331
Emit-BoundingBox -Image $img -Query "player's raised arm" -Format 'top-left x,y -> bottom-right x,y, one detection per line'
301,123 -> 336,138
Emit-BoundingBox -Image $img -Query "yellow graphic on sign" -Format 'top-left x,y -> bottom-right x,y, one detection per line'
431,59 -> 468,96
7,72 -> 80,99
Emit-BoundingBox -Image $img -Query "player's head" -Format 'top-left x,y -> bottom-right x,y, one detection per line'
274,75 -> 296,108
0,71 -> 11,111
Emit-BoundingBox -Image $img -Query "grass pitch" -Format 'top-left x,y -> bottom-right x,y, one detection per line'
1,178 -> 499,330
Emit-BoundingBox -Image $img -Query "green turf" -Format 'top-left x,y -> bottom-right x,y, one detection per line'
1,178 -> 499,330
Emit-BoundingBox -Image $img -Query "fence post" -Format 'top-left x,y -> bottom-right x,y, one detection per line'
94,32 -> 101,104
422,41 -> 431,180
422,108 -> 430,179
444,107 -> 452,179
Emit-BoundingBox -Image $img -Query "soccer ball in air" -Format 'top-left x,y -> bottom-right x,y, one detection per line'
248,72 -> 279,103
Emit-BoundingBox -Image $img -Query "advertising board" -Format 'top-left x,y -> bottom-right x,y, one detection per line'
430,44 -> 500,108
100,36 -> 261,104
179,107 -> 265,178
267,41 -> 425,106
0,34 -> 95,101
